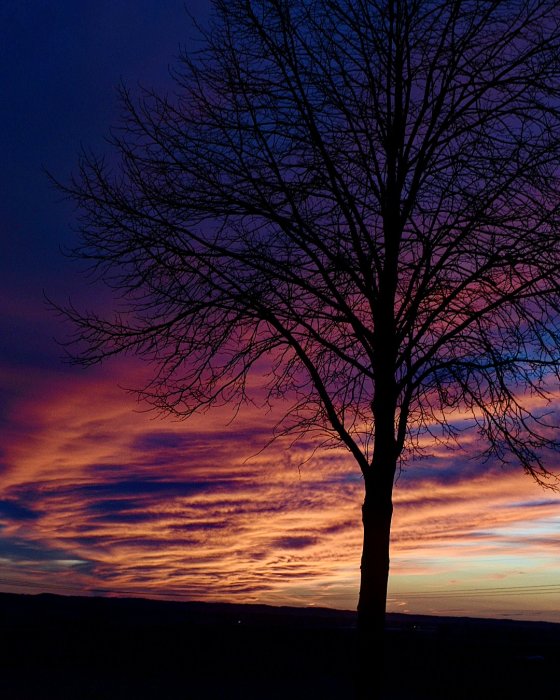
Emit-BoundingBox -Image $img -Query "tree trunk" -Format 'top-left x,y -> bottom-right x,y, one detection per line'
355,468 -> 395,699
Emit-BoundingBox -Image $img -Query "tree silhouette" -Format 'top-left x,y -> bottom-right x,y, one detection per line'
56,0 -> 560,691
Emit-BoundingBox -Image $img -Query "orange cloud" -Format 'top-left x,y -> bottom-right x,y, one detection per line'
2,359 -> 560,621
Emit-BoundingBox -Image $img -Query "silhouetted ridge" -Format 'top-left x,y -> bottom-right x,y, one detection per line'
2,592 -> 559,699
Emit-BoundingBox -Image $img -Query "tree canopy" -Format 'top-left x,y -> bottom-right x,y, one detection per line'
62,0 -> 560,488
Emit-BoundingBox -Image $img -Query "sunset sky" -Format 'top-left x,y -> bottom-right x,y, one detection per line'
2,0 -> 560,623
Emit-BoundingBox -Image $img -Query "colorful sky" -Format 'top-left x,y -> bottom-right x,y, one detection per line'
2,1 -> 560,623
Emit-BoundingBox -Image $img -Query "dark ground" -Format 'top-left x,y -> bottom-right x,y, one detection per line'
1,592 -> 559,699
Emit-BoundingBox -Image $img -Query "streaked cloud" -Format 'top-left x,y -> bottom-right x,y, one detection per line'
1,358 -> 560,621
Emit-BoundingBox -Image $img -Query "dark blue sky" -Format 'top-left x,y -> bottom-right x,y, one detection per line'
1,0 -> 209,371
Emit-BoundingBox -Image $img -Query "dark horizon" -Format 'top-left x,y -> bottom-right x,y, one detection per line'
5,588 -> 560,627
3,589 -> 559,700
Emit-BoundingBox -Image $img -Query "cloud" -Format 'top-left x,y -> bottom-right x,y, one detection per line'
0,534 -> 92,570
1,358 -> 560,619
271,536 -> 319,550
505,498 -> 560,509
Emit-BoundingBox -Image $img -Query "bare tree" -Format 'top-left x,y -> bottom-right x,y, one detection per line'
56,0 -> 560,688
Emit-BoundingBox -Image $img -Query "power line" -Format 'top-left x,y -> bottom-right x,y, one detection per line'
390,583 -> 560,599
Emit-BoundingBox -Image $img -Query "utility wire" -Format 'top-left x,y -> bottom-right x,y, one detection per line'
390,583 -> 560,599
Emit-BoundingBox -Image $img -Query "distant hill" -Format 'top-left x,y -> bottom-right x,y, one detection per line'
2,592 -> 559,699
